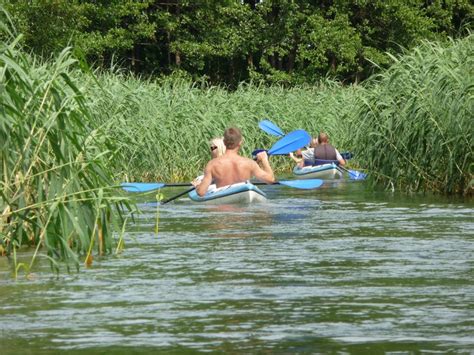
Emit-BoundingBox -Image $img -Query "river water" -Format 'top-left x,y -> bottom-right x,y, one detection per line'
1,181 -> 473,353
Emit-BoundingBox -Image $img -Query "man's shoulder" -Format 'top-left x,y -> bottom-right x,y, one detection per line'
238,155 -> 257,165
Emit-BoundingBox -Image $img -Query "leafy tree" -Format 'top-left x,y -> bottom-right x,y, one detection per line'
4,0 -> 473,85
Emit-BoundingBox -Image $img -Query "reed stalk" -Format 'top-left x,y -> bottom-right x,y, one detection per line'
347,35 -> 473,195
0,9 -> 130,274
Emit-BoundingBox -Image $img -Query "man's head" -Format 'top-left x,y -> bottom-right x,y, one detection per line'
310,137 -> 318,148
317,132 -> 329,144
223,127 -> 242,149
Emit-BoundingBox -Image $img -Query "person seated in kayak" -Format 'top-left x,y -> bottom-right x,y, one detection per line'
192,137 -> 226,186
193,127 -> 275,197
209,136 -> 226,159
289,137 -> 318,167
314,132 -> 346,166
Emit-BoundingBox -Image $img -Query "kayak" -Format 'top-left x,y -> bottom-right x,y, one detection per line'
188,181 -> 267,204
293,163 -> 342,180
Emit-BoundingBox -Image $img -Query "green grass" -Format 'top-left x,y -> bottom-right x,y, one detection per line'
348,35 -> 473,195
86,36 -> 472,196
0,9 -> 130,274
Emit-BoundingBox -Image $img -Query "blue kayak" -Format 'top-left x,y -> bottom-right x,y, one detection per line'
189,182 -> 267,204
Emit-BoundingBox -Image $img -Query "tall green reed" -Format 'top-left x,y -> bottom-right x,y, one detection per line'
86,76 -> 360,182
348,35 -> 473,195
0,9 -> 129,273
60,27 -> 472,197
87,35 -> 471,197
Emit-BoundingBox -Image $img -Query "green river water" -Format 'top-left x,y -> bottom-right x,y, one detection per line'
1,181 -> 473,353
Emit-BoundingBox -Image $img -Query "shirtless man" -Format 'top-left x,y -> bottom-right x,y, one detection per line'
193,127 -> 275,197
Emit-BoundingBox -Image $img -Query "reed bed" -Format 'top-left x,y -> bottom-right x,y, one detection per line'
0,11 -> 128,273
348,35 -> 473,195
86,76 -> 360,182
87,37 -> 472,196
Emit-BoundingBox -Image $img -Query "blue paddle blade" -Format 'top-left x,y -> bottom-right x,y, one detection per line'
259,119 -> 285,137
278,179 -> 324,189
121,182 -> 166,192
348,170 -> 367,180
267,129 -> 311,155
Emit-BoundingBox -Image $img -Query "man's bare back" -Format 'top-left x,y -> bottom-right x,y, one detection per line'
194,127 -> 275,197
206,153 -> 261,188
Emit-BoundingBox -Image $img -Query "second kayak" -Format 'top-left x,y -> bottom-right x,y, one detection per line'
293,163 -> 342,180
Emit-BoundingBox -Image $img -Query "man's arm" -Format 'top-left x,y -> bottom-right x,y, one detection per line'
289,152 -> 302,164
252,151 -> 275,183
335,149 -> 346,166
194,164 -> 213,196
290,152 -> 305,168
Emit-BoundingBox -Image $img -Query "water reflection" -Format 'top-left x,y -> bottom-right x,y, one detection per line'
0,183 -> 473,353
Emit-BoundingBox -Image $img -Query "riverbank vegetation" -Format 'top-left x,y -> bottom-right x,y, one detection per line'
0,5 -> 472,272
0,11 -> 130,272
348,36 -> 473,195
86,36 -> 472,196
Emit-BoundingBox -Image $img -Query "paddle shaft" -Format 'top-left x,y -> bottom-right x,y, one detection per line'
160,187 -> 196,204
250,181 -> 288,186
163,183 -> 193,187
337,165 -> 355,176
336,165 -> 366,180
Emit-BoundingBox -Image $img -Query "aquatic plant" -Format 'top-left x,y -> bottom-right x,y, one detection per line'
0,9 -> 129,272
86,75 -> 359,182
348,35 -> 473,195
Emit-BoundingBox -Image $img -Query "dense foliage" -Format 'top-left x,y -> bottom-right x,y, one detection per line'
0,5 -> 472,275
81,35 -> 472,196
348,35 -> 473,195
5,0 -> 473,86
0,10 -> 129,272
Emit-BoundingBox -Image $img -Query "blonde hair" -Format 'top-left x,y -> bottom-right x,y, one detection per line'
210,137 -> 226,157
223,127 -> 242,149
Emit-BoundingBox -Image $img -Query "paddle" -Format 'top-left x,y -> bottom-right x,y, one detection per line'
252,129 -> 311,157
263,179 -> 323,189
161,187 -> 196,204
126,178 -> 324,197
123,130 -> 312,195
337,165 -> 367,180
308,158 -> 367,180
121,182 -> 190,193
259,119 -> 284,137
258,119 -> 354,160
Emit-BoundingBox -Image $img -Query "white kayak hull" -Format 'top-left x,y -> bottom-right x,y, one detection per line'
188,182 -> 267,204
293,163 -> 342,180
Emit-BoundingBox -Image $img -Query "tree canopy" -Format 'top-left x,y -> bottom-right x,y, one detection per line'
5,0 -> 473,86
